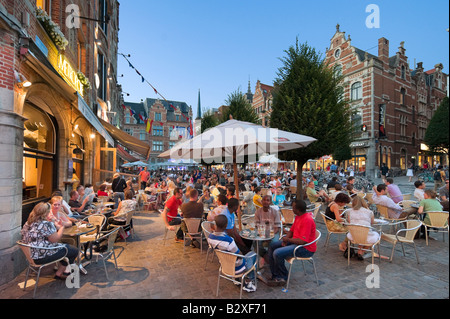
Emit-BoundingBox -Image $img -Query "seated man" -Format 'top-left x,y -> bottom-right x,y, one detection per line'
180,189 -> 204,248
207,194 -> 228,222
207,214 -> 257,293
306,181 -> 329,203
372,184 -> 413,219
385,178 -> 403,204
69,190 -> 93,214
161,188 -> 184,243
255,195 -> 282,265
266,199 -> 317,286
414,181 -> 426,201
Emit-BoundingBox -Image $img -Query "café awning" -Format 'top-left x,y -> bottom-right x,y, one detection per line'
99,118 -> 151,160
117,144 -> 138,163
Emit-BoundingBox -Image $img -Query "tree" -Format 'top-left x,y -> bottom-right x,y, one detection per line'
201,109 -> 219,133
270,39 -> 352,197
424,97 -> 449,156
221,89 -> 260,124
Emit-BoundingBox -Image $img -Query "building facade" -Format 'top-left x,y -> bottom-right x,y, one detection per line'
123,98 -> 193,165
0,0 -> 122,285
252,80 -> 273,127
324,25 -> 448,178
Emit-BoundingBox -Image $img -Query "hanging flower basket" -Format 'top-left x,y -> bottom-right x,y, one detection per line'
36,8 -> 69,50
77,72 -> 91,92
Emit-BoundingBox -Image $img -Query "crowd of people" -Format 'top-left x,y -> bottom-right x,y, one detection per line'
19,162 -> 449,292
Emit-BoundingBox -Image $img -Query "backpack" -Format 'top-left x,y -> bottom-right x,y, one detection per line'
434,171 -> 442,181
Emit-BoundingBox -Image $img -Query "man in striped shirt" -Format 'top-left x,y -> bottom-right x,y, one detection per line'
208,214 -> 257,293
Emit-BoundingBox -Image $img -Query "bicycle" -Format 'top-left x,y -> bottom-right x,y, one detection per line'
417,171 -> 434,183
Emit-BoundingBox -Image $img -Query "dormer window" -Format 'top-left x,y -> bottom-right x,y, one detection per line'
335,49 -> 341,59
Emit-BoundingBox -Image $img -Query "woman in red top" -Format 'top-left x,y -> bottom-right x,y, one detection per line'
267,199 -> 317,286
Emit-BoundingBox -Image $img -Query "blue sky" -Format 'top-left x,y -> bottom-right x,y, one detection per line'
117,0 -> 449,119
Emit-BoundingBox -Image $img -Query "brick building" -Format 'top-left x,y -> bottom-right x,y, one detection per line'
123,98 -> 193,165
252,80 -> 273,127
0,0 -> 129,285
325,25 -> 448,178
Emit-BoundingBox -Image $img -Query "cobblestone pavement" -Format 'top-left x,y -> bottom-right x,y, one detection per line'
0,176 -> 448,300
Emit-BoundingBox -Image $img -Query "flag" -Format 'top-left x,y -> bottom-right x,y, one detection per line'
146,120 -> 153,133
129,109 -> 136,117
139,114 -> 145,122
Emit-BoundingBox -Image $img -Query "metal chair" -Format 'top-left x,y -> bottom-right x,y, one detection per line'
90,228 -> 120,281
215,250 -> 257,299
381,219 -> 422,264
109,210 -> 135,245
201,221 -> 216,270
320,211 -> 347,251
183,218 -> 204,253
17,241 -> 69,298
422,211 -> 449,246
345,224 -> 381,272
163,215 -> 182,245
285,230 -> 322,290
80,214 -> 107,244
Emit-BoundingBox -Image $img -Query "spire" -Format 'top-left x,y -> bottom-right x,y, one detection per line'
196,89 -> 202,120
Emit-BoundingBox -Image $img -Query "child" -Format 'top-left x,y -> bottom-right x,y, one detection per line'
208,214 -> 257,293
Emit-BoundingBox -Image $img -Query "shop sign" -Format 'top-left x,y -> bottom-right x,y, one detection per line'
56,54 -> 85,96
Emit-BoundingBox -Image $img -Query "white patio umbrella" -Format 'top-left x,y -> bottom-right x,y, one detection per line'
129,161 -> 150,167
159,118 -> 317,229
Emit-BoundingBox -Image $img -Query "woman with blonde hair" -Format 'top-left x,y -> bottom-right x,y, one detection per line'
347,195 -> 380,260
21,202 -> 79,280
48,196 -> 73,228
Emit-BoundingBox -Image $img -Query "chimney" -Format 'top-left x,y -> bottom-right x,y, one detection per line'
378,37 -> 390,65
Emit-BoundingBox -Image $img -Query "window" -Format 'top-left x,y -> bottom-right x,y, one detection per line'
169,142 -> 176,149
335,49 -> 341,59
334,64 -> 343,77
98,0 -> 108,35
155,113 -> 162,121
139,130 -> 146,141
400,115 -> 407,136
23,103 -> 56,201
153,125 -> 163,137
125,113 -> 130,124
97,53 -> 107,100
36,0 -> 50,13
400,88 -> 406,105
401,66 -> 406,80
351,82 -> 362,100
152,141 -> 164,152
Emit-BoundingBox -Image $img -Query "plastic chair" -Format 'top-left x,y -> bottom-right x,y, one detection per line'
90,228 -> 120,281
183,218 -> 204,253
285,230 -> 322,290
381,219 -> 422,264
201,221 -> 216,270
17,241 -> 69,298
215,250 -> 257,299
345,224 -> 381,272
422,211 -> 449,246
320,211 -> 347,251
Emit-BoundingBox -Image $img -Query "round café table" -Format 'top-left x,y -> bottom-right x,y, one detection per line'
240,228 -> 274,270
63,224 -> 96,274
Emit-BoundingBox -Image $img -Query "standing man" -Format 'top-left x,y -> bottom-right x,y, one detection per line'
380,163 -> 389,182
139,167 -> 150,190
112,173 -> 127,209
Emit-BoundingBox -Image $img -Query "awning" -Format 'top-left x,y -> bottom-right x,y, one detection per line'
99,118 -> 151,160
117,145 -> 138,163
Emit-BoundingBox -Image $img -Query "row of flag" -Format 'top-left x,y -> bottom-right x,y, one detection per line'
120,53 -> 194,139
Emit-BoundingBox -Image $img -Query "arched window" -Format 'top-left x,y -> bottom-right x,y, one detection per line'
351,82 -> 362,100
23,103 -> 56,201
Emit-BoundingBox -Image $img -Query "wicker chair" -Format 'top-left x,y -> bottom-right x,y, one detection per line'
376,205 -> 407,232
285,230 -> 322,290
215,250 -> 257,299
381,219 -> 422,264
346,224 -> 381,272
80,214 -> 106,244
183,218 -> 204,253
17,241 -> 69,298
108,210 -> 135,245
320,211 -> 347,251
90,228 -> 120,281
422,211 -> 449,246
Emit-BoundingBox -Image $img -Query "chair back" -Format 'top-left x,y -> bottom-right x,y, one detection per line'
311,203 -> 321,219
184,218 -> 202,235
124,210 -> 135,225
87,214 -> 106,235
399,200 -> 416,210
403,220 -> 422,241
202,221 -> 214,238
290,186 -> 297,195
365,193 -> 374,205
376,205 -> 389,219
356,192 -> 367,200
104,228 -> 120,254
281,208 -> 295,224
215,250 -> 238,277
402,194 -> 412,201
426,211 -> 449,228
17,242 -> 36,266
346,224 -> 371,245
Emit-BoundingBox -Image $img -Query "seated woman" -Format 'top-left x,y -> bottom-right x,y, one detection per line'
418,189 -> 444,238
21,202 -> 79,280
253,187 -> 263,209
272,187 -> 286,207
346,196 -> 380,260
48,196 -> 74,228
198,188 -> 214,207
108,190 -> 136,228
324,192 -> 351,252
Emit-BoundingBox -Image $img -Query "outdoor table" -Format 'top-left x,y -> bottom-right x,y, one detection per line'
240,227 -> 274,270
63,224 -> 96,274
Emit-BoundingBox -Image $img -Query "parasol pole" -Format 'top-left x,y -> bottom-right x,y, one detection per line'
233,146 -> 242,232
